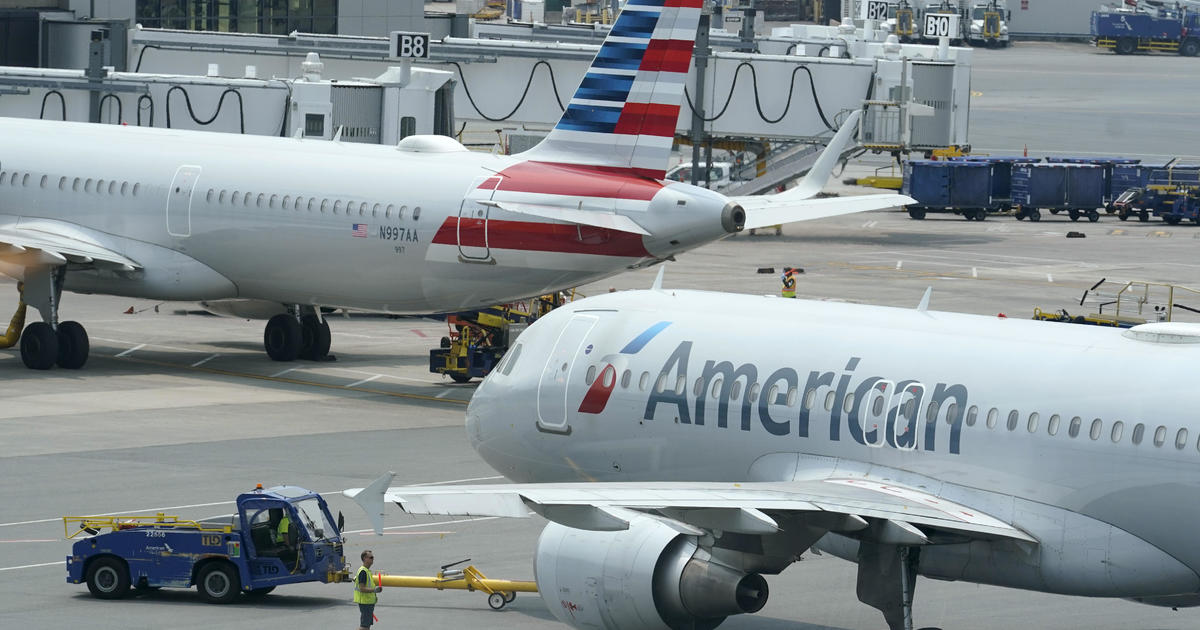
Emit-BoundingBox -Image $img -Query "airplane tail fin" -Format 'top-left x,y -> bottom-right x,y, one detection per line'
516,0 -> 703,179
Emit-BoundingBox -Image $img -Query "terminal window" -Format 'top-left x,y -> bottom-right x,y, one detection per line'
136,0 -> 338,35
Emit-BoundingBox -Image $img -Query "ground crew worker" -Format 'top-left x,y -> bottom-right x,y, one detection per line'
781,267 -> 799,298
354,549 -> 382,629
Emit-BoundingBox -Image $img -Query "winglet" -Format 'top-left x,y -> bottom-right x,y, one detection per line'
917,287 -> 932,313
651,265 -> 666,291
345,471 -> 396,536
777,109 -> 863,201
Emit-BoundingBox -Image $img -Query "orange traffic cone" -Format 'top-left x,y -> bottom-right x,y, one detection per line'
1023,144 -> 1028,157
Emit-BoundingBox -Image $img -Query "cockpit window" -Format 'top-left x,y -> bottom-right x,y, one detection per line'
500,344 -> 522,376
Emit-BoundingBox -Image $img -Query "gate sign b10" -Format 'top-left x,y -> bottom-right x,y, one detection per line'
923,13 -> 959,38
864,1 -> 889,20
389,31 -> 430,59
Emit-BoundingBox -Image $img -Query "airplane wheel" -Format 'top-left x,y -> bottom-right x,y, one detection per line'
197,562 -> 241,604
56,320 -> 90,369
300,315 -> 331,361
488,592 -> 506,610
20,322 -> 58,370
264,314 -> 302,362
86,557 -> 131,599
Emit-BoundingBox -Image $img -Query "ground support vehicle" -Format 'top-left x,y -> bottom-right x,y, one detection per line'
1092,4 -> 1200,56
1034,279 -> 1200,327
966,0 -> 1009,47
1043,157 -> 1142,215
1139,164 -> 1200,225
374,558 -> 538,610
1011,163 -> 1105,222
65,485 -> 348,603
902,160 -> 992,220
429,293 -> 566,383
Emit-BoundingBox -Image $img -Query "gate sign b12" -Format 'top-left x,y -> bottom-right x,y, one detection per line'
864,0 -> 889,20
389,31 -> 430,59
923,13 -> 959,38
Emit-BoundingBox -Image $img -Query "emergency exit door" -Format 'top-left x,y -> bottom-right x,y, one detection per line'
457,175 -> 500,262
537,314 -> 599,434
166,165 -> 202,238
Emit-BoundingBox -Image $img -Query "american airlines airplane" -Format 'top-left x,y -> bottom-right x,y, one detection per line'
348,282 -> 1200,630
0,0 -> 907,371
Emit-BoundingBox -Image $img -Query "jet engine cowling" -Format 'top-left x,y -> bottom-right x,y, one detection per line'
535,516 -> 769,630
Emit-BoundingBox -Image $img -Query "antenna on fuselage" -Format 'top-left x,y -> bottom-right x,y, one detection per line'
917,287 -> 933,313
651,265 -> 666,291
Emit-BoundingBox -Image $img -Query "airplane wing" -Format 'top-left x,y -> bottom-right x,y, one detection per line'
481,200 -> 651,235
0,220 -> 140,270
725,109 -> 914,229
345,474 -> 1035,544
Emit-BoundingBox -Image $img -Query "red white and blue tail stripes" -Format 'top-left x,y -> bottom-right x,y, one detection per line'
519,0 -> 702,179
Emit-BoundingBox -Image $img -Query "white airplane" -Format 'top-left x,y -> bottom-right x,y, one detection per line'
348,282 -> 1200,630
0,0 -> 909,371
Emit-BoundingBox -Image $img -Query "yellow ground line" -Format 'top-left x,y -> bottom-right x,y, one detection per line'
107,354 -> 471,406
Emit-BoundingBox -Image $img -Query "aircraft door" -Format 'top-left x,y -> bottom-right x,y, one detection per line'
457,175 -> 500,262
166,165 -> 201,238
537,313 -> 599,434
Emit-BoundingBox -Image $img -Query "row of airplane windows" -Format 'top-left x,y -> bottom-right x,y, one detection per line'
580,362 -> 1198,452
200,188 -> 422,221
0,171 -> 142,196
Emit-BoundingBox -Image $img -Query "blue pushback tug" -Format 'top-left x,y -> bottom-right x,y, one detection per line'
64,485 -> 349,603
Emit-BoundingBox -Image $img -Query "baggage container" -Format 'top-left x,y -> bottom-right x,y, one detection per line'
902,160 -> 992,220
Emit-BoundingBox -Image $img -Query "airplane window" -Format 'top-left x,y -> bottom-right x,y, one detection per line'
219,190 -> 227,204
747,383 -> 760,403
986,408 -> 998,429
903,397 -> 915,420
96,178 -> 104,190
605,368 -> 617,389
308,198 -> 315,212
22,173 -> 29,186
334,200 -> 342,214
1088,418 -> 1103,440
231,191 -> 241,204
386,205 -> 393,219
767,384 -> 779,404
0,172 -> 7,185
1176,428 -> 1189,450
711,378 -> 723,399
965,405 -> 978,427
73,178 -> 81,191
119,181 -> 127,194
1154,425 -> 1166,447
268,194 -> 277,209
694,378 -> 704,397
85,179 -> 93,192
108,181 -> 116,194
413,207 -> 421,220
294,197 -> 303,211
824,390 -> 835,411
585,365 -> 596,384
946,403 -> 958,426
500,344 -> 522,376
373,203 -> 381,217
620,369 -> 631,389
680,375 -> 692,396
321,199 -> 329,213
245,192 -> 253,207
347,201 -> 357,214
40,175 -> 48,188
133,183 -> 140,195
653,373 -> 665,393
1068,416 -> 1081,438
207,189 -> 214,203
283,195 -> 291,208
786,387 -> 797,407
1026,412 -> 1039,433
804,389 -> 815,410
1111,421 -> 1124,443
1132,423 -> 1144,445
60,177 -> 67,190
843,392 -> 854,413
1047,414 -> 1060,435
398,205 -> 407,219
1006,410 -> 1019,431
257,193 -> 265,208
639,372 -> 649,391
927,401 -> 940,422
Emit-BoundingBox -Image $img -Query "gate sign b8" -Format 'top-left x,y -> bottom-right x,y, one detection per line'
923,13 -> 959,38
864,1 -> 889,20
389,31 -> 430,59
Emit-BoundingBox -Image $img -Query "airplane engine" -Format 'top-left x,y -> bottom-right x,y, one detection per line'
198,299 -> 287,319
535,517 -> 768,630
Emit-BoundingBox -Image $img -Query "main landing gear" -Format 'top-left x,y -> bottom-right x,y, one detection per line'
8,267 -> 91,370
263,307 -> 332,362
857,542 -> 942,630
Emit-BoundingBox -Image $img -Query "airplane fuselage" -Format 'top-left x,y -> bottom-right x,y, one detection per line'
468,290 -> 1200,599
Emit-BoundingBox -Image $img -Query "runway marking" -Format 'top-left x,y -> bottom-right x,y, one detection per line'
0,562 -> 59,572
1150,231 -> 1171,238
435,389 -> 453,399
895,261 -> 903,270
972,267 -> 979,278
377,531 -> 456,536
0,539 -> 57,543
331,368 -> 427,383
411,329 -> 428,338
94,337 -> 205,354
347,374 -> 382,388
191,354 -> 219,367
1047,274 -> 1054,283
115,343 -> 146,357
271,367 -> 298,377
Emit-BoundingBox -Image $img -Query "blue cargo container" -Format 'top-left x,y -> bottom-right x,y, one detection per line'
950,156 -> 1038,205
1012,163 -> 1106,222
902,161 -> 992,220
1045,156 -> 1142,205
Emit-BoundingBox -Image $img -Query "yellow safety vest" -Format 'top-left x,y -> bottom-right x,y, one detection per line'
274,516 -> 290,544
353,566 -> 377,604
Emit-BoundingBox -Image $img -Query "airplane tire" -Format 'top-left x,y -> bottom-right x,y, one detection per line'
86,557 -> 131,599
300,315 -> 331,361
197,562 -> 241,604
56,321 -> 90,369
264,314 -> 302,362
20,322 -> 58,370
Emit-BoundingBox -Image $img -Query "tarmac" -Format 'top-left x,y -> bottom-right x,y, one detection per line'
2,41 -> 1200,629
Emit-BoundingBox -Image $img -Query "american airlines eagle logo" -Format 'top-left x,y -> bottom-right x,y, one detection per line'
577,321 -> 671,415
